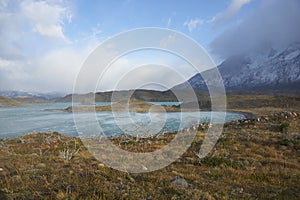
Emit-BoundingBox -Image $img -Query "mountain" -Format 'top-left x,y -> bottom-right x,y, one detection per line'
173,42 -> 300,94
0,91 -> 65,100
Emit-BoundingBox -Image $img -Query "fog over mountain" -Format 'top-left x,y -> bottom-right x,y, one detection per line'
173,42 -> 300,93
210,0 -> 300,59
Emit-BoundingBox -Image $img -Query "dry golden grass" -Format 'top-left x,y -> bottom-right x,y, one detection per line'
0,95 -> 299,199
0,96 -> 22,107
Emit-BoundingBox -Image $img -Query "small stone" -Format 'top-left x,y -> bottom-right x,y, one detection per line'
36,163 -> 46,168
30,153 -> 39,157
0,168 -> 3,172
12,175 -> 21,181
170,176 -> 188,188
98,163 -> 105,167
203,192 -> 214,200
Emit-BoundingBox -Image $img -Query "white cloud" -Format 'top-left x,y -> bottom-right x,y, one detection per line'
0,1 -> 204,93
183,18 -> 204,32
0,0 -> 72,60
0,0 -> 99,93
95,51 -> 196,92
0,12 -> 25,59
0,43 -> 97,93
97,60 -> 188,92
31,48 -> 85,92
0,58 -> 32,91
0,0 -> 9,10
21,0 -> 71,42
212,0 -> 252,28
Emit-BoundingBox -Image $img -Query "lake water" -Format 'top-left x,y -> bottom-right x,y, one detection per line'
0,103 -> 245,138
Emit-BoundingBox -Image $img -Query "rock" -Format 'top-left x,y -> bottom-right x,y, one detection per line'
203,192 -> 215,200
231,186 -> 244,194
170,176 -> 188,188
141,164 -> 148,171
0,168 -> 3,172
12,175 -> 22,181
36,163 -> 46,168
98,163 -> 105,167
30,153 -> 39,157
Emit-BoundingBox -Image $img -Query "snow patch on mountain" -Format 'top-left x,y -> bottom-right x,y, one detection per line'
0,91 -> 65,99
173,42 -> 300,91
285,50 -> 300,60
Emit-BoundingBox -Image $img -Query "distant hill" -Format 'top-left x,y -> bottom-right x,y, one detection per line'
0,96 -> 22,107
12,96 -> 54,104
57,89 -> 208,103
0,91 -> 65,100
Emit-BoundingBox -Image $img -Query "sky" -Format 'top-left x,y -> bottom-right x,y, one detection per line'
0,0 -> 299,93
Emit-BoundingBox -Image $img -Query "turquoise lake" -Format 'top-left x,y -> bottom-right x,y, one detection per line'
0,102 -> 244,138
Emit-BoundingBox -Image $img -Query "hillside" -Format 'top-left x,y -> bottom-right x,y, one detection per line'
0,96 -> 22,107
57,89 -> 208,103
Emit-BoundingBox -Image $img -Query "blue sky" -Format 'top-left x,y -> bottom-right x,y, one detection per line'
67,0 -> 257,51
0,0 -> 299,93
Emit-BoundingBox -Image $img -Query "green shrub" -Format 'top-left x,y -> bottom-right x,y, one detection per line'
199,156 -> 242,169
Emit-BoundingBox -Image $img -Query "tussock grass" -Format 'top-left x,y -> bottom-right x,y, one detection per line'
0,95 -> 299,199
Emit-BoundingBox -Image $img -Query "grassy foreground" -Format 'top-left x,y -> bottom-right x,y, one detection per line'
0,95 -> 299,199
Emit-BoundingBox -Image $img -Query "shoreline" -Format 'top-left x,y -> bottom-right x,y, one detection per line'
226,110 -> 255,119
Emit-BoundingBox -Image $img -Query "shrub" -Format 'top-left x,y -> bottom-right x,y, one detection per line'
199,156 -> 242,169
